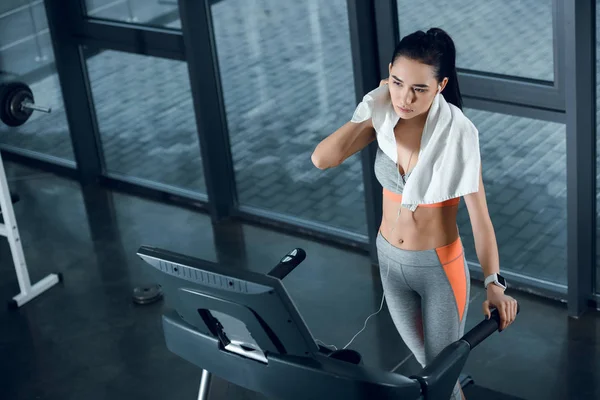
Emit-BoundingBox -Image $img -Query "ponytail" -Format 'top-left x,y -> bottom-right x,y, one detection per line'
391,27 -> 463,110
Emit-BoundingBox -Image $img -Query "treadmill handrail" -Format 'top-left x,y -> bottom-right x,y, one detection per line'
461,305 -> 520,349
267,248 -> 306,280
409,306 -> 520,398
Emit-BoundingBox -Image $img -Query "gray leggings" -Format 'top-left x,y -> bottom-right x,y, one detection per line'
376,231 -> 470,400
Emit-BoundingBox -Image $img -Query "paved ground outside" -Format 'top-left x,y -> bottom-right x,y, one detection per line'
1,0 -> 594,287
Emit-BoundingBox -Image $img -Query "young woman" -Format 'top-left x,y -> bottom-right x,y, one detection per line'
311,28 -> 518,400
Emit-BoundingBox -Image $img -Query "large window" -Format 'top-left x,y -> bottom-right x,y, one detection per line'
397,0 -> 554,81
85,49 -> 205,194
458,109 -> 566,285
0,0 -> 74,161
211,0 -> 368,234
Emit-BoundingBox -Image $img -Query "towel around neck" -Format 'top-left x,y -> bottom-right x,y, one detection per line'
351,85 -> 481,211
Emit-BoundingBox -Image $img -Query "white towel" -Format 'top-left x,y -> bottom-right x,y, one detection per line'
351,85 -> 481,211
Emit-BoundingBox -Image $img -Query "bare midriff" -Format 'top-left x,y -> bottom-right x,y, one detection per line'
379,189 -> 460,250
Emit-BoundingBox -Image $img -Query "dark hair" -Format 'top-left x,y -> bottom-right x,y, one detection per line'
390,27 -> 462,110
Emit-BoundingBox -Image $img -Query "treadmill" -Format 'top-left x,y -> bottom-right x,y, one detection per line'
137,245 -> 517,400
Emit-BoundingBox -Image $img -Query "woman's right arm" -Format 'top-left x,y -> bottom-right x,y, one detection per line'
311,119 -> 376,170
312,79 -> 388,170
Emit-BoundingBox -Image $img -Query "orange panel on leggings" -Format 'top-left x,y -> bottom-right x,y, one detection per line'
435,239 -> 467,322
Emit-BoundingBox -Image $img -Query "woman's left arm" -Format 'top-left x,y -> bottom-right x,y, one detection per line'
463,167 -> 519,331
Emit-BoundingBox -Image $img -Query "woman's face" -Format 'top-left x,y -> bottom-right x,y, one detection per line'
387,56 -> 448,120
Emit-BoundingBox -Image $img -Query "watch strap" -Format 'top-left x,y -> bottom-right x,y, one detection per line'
485,273 -> 498,288
484,273 -> 506,289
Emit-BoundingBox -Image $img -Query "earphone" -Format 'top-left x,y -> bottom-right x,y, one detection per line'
316,153 -> 406,352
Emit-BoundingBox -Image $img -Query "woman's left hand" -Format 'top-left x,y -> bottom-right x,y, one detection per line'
482,286 -> 518,331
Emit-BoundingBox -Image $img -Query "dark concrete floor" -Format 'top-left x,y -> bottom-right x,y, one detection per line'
0,161 -> 599,400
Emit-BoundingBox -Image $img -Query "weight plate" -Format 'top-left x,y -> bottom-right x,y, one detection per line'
0,82 -> 34,127
132,284 -> 163,305
9,90 -> 34,120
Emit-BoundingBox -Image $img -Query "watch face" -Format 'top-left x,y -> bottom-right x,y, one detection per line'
497,274 -> 506,287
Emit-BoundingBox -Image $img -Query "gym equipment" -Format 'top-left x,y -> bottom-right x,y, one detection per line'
1,147 -> 62,308
132,283 -> 163,305
1,157 -> 63,309
137,245 -> 519,399
0,72 -> 51,127
0,191 -> 21,225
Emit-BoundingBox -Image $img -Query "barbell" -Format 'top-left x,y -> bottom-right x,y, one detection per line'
0,72 -> 51,127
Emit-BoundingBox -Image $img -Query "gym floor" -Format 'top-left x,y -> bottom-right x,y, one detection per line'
1,162 -> 598,400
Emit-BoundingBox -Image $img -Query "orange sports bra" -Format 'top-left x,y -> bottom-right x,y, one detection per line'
382,188 -> 460,208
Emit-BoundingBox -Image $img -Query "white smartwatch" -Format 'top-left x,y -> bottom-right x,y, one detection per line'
484,273 -> 507,290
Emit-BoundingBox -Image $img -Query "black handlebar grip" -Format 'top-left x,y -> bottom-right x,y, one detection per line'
461,303 -> 520,350
267,248 -> 306,280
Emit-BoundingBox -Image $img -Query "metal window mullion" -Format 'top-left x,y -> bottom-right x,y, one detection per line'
346,0 -> 389,265
374,0 -> 399,79
43,0 -> 103,184
177,0 -> 236,221
564,0 -> 596,317
463,97 -> 565,124
553,0 -> 566,108
460,73 -> 564,112
74,20 -> 185,60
